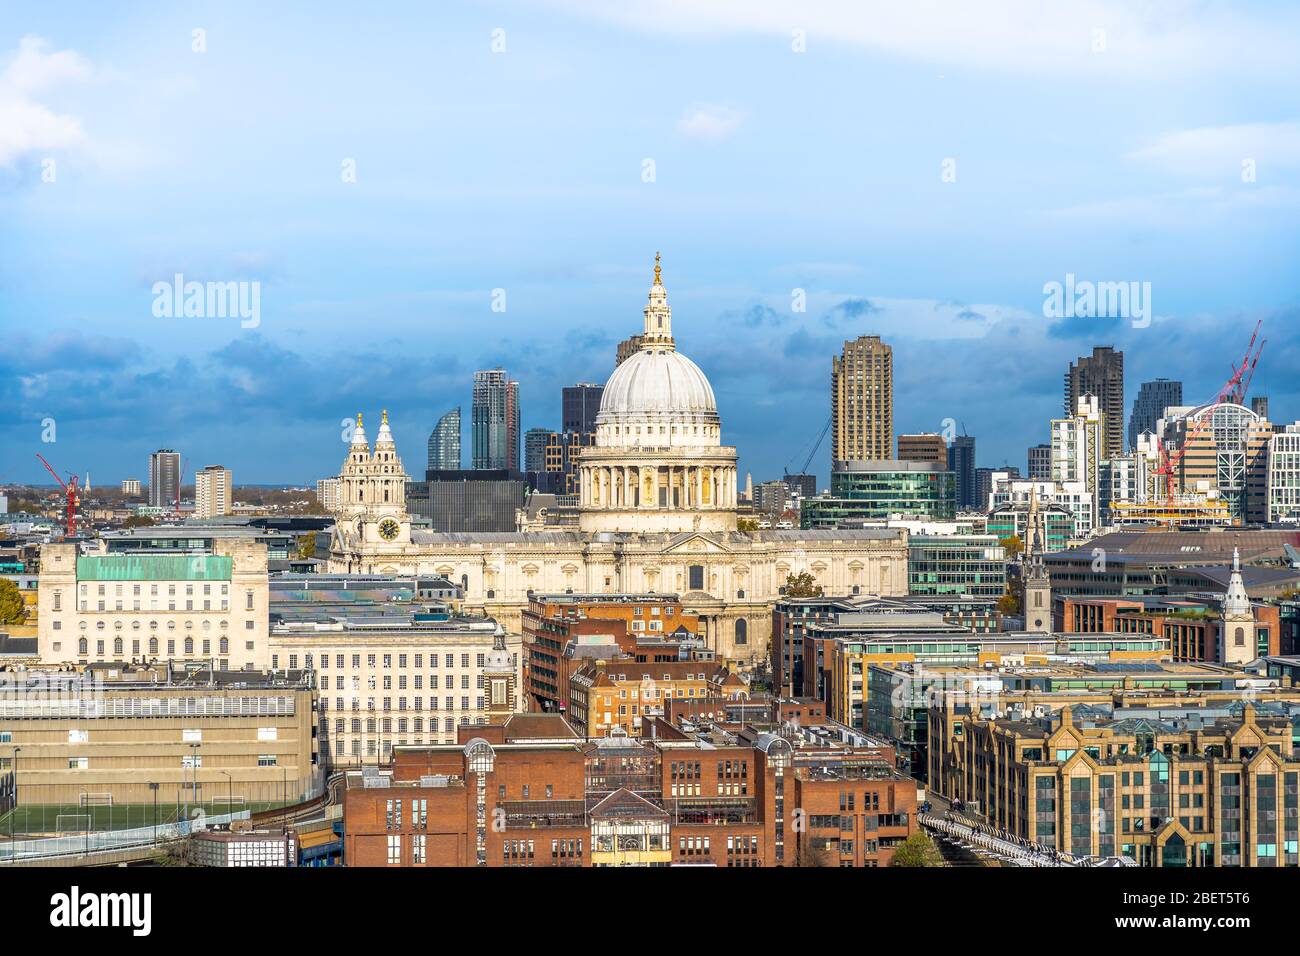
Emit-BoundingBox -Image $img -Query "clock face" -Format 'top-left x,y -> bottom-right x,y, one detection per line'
378,518 -> 400,541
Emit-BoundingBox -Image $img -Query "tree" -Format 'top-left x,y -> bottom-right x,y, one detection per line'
296,532 -> 319,560
736,517 -> 760,532
999,534 -> 1024,559
796,841 -> 833,867
890,831 -> 943,867
784,571 -> 823,598
123,515 -> 156,528
996,581 -> 1022,617
0,579 -> 25,625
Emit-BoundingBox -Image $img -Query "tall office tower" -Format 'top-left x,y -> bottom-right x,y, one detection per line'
947,435 -> 977,509
1065,346 -> 1124,457
1027,443 -> 1053,480
832,335 -> 893,461
897,433 -> 948,464
1251,396 -> 1270,420
1051,395 -> 1103,532
562,383 -> 604,435
615,335 -> 644,367
315,477 -> 341,513
427,407 -> 462,471
472,370 -> 520,471
148,449 -> 180,509
524,428 -> 553,473
1128,379 -> 1182,449
194,465 -> 233,518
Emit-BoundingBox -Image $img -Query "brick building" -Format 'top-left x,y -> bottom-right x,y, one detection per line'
522,594 -> 701,714
342,715 -> 918,867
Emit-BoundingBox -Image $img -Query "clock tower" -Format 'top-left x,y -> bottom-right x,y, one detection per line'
336,410 -> 411,548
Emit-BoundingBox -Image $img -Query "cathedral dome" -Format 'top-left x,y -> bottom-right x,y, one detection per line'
599,348 -> 718,422
594,254 -> 723,449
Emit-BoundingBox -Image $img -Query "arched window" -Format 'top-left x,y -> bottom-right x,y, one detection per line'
184,637 -> 194,655
735,619 -> 748,646
149,637 -> 158,655
113,637 -> 123,656
78,638 -> 88,655
220,638 -> 229,654
1235,627 -> 1246,647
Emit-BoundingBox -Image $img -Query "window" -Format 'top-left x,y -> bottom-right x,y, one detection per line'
258,754 -> 278,767
68,757 -> 89,770
387,835 -> 401,865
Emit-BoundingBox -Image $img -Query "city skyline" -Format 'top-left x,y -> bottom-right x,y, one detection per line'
3,2 -> 1298,486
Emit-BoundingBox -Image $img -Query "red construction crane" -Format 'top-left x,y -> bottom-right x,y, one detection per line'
35,452 -> 80,536
1155,321 -> 1264,502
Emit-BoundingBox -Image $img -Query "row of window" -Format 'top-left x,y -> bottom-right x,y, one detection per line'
322,696 -> 481,713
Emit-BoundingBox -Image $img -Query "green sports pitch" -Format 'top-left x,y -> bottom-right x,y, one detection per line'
0,800 -> 289,836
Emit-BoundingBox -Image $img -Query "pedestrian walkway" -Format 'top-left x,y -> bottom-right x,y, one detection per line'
919,812 -> 1136,868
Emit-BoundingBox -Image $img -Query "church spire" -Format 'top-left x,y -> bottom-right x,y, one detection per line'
642,251 -> 674,350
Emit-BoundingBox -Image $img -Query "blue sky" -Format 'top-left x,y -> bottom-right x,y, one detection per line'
2,0 -> 1298,487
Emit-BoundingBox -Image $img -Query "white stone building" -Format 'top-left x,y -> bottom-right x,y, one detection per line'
328,257 -> 909,663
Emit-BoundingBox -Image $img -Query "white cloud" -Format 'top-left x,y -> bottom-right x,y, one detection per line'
677,103 -> 744,141
0,36 -> 94,168
549,0 -> 1297,77
1128,121 -> 1300,176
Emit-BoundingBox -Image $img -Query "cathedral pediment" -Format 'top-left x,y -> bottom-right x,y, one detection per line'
660,532 -> 734,556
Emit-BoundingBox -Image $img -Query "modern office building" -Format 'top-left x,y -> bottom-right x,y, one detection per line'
1027,443 -> 1052,480
406,470 -> 528,533
1050,394 -> 1103,533
1098,454 -> 1150,526
121,479 -> 142,496
316,477 -> 341,513
524,428 -> 552,474
897,433 -> 947,464
1065,346 -> 1124,458
148,449 -> 181,510
427,407 -> 461,472
562,383 -> 604,435
801,460 -> 956,528
975,466 -> 1021,513
1267,426 -> 1300,524
472,370 -> 520,471
986,503 -> 1075,552
929,697 -> 1300,867
948,435 -> 976,509
832,335 -> 893,462
1129,378 -> 1182,449
906,531 -> 1007,599
194,465 -> 233,519
1162,402 -> 1274,522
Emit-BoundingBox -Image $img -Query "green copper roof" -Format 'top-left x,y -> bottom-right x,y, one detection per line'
77,554 -> 234,582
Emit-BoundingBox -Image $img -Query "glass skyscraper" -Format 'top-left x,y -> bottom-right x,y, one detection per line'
472,369 -> 520,471
427,407 -> 461,472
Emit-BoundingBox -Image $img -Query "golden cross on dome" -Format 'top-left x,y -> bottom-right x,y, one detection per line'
653,251 -> 662,285
382,409 -> 389,425
357,412 -> 363,428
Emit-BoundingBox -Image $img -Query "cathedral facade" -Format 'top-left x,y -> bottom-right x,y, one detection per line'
328,258 -> 908,663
